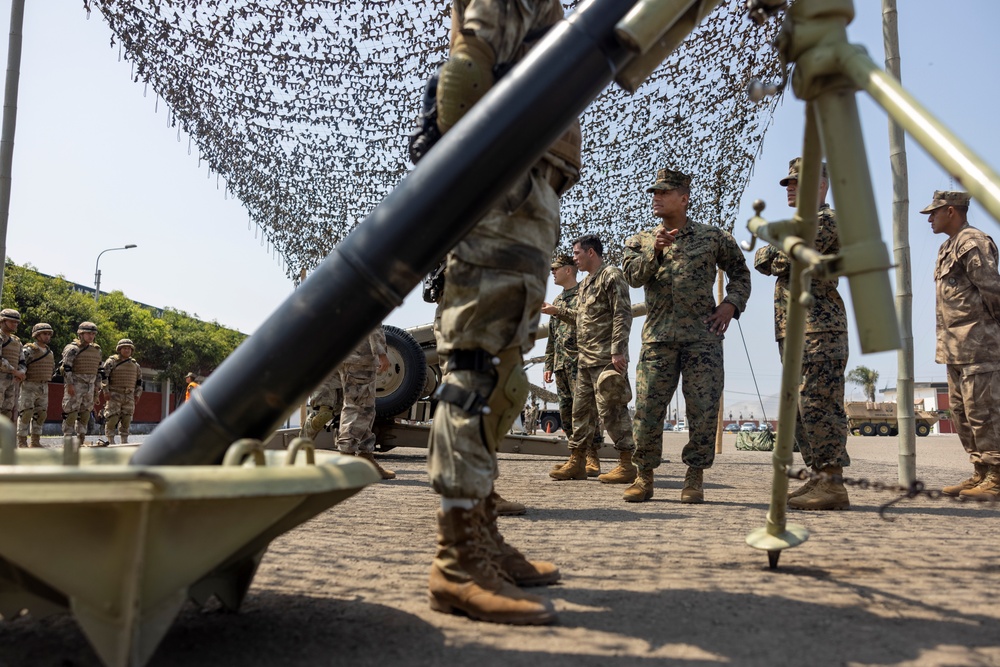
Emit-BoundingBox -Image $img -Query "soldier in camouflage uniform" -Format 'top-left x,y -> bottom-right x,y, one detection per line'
0,308 -> 25,421
17,322 -> 54,447
424,0 -> 581,625
100,339 -> 143,444
926,190 -> 1000,500
61,322 -> 102,443
622,168 -> 751,504
545,234 -> 636,484
754,159 -> 850,510
302,325 -> 394,479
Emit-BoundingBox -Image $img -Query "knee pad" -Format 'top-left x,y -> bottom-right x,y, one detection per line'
482,348 -> 528,451
436,32 -> 495,132
310,405 -> 335,433
63,411 -> 77,425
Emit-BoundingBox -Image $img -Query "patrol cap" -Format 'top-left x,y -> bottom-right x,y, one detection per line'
31,322 -> 53,337
77,321 -> 98,333
596,366 -> 632,406
919,190 -> 971,214
0,308 -> 20,322
779,157 -> 828,186
551,254 -> 575,269
646,168 -> 692,193
116,338 -> 134,351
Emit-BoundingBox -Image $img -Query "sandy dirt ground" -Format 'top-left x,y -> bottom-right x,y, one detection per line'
3,433 -> 1000,667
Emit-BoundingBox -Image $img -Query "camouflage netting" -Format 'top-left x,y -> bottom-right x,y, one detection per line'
85,0 -> 782,277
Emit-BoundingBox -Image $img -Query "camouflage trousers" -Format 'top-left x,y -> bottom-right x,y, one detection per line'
568,364 -> 634,453
0,373 -> 18,420
633,341 -> 723,471
104,388 -> 137,438
779,332 -> 850,469
302,363 -> 378,454
947,362 -> 1000,466
16,381 -> 47,436
61,375 -> 98,436
553,361 -> 577,440
428,168 -> 558,499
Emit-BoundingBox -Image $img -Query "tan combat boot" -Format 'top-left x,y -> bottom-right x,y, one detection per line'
428,506 -> 557,625
482,496 -> 559,586
29,434 -> 41,448
597,449 -> 637,484
16,435 -> 27,448
489,489 -> 526,516
680,467 -> 704,504
623,469 -> 654,502
788,472 -> 819,500
585,448 -> 602,477
549,448 -> 587,481
788,465 -> 850,510
105,433 -> 117,445
121,434 -> 129,444
357,451 -> 396,480
943,463 -> 988,497
959,465 -> 1000,500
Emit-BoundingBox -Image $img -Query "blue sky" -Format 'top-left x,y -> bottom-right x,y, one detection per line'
3,1 -> 998,420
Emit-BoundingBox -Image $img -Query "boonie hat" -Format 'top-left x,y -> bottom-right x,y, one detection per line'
919,190 -> 971,214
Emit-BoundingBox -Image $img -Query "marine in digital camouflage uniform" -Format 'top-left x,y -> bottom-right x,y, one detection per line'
100,338 -> 143,444
926,190 -> 1000,500
17,322 -> 54,447
0,308 -> 25,421
754,158 -> 850,511
61,322 -> 102,442
622,168 -> 750,504
546,234 -> 636,484
424,0 -> 580,625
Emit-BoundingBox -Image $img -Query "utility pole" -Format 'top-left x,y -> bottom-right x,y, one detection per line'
0,0 -> 25,297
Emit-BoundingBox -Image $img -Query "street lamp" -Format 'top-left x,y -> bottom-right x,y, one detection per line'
94,244 -> 137,302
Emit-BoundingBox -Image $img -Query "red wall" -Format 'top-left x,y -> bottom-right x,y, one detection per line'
44,384 -> 175,423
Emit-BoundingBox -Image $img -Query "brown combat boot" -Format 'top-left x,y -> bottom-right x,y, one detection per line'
597,449 -> 637,484
623,469 -> 654,502
585,448 -> 602,477
105,433 -> 117,445
788,465 -> 850,510
29,434 -> 41,448
121,435 -> 129,444
680,467 -> 704,504
428,506 -> 557,625
357,451 -> 396,480
943,463 -> 988,497
482,496 -> 559,586
549,449 -> 587,481
489,490 -> 526,516
959,465 -> 1000,500
16,435 -> 27,448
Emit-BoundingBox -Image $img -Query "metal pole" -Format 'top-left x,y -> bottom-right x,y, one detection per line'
882,0 -> 915,485
715,268 -> 723,454
0,0 -> 25,297
94,245 -> 137,302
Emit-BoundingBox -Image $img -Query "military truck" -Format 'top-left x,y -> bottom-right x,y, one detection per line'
845,401 -> 942,437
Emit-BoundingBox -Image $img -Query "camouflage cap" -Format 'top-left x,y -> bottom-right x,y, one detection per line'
77,321 -> 98,333
779,157 -> 828,186
0,308 -> 20,322
919,190 -> 971,214
116,338 -> 135,351
551,254 -> 575,269
596,366 -> 632,406
645,167 -> 692,193
31,322 -> 53,337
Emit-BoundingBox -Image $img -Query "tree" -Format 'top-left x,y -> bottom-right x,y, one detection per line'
847,366 -> 880,403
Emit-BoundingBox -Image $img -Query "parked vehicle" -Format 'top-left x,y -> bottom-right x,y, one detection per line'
674,421 -> 687,431
845,401 -> 941,437
740,422 -> 756,432
758,423 -> 771,432
723,423 -> 740,433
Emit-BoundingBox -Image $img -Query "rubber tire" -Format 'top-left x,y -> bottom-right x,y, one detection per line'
375,325 -> 428,418
539,414 -> 561,434
859,422 -> 876,437
916,422 -> 931,437
876,423 -> 892,437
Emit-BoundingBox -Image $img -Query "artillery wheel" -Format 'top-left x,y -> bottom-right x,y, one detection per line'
859,422 -> 876,437
916,422 -> 931,437
876,423 -> 892,437
375,325 -> 428,418
539,414 -> 561,434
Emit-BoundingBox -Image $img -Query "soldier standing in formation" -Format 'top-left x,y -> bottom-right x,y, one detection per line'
302,325 -> 395,480
424,0 -> 580,625
546,234 -> 636,484
0,308 -> 25,421
926,190 -> 1000,500
755,158 -> 850,510
100,339 -> 143,444
17,322 -> 55,447
622,168 -> 751,503
61,322 -> 102,443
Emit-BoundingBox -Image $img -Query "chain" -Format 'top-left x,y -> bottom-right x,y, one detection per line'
786,467 -> 1000,521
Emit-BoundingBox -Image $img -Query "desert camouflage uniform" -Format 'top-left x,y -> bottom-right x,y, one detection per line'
17,342 -> 54,438
935,223 -> 1000,466
61,339 -> 102,437
427,0 -> 580,499
101,354 -> 143,441
544,283 -> 578,439
0,330 -> 24,419
303,327 -> 387,454
553,261 -> 634,453
755,204 -> 849,470
624,219 -> 750,471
